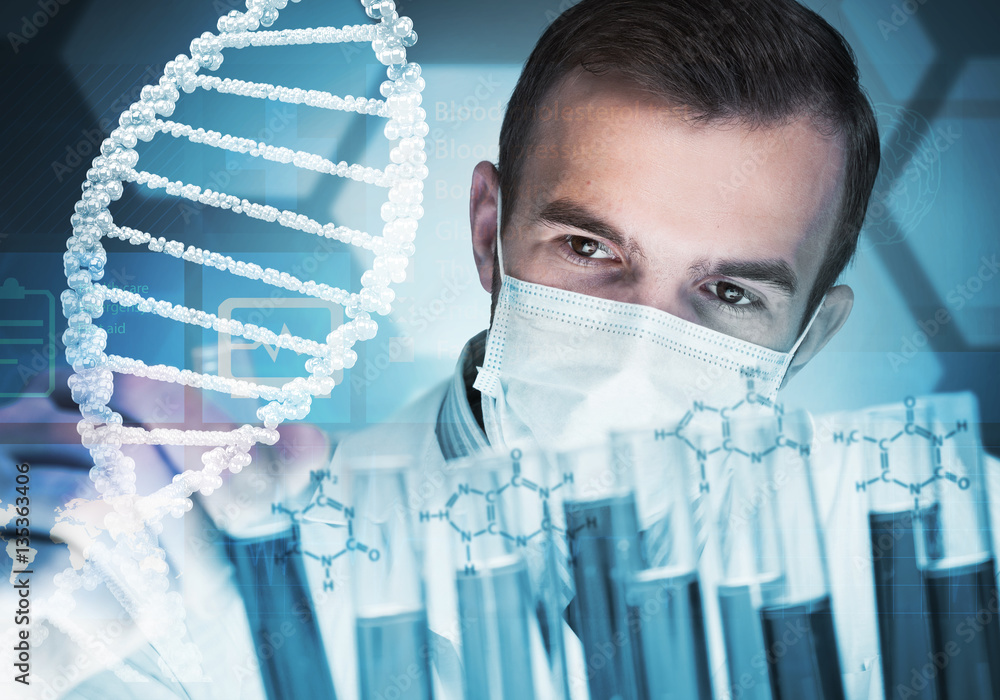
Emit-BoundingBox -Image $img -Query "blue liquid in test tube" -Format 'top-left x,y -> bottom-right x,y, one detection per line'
628,567 -> 713,700
759,595 -> 845,700
924,557 -> 1000,700
351,460 -> 434,700
718,580 -> 776,700
869,510 -> 935,700
356,607 -> 434,700
564,493 -> 643,700
455,555 -> 536,699
226,526 -> 337,700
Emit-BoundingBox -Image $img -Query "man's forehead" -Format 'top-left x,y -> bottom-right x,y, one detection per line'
532,70 -> 843,154
523,119 -> 843,231
527,70 -> 678,147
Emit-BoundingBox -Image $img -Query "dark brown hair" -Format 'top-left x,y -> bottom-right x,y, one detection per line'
495,0 -> 880,329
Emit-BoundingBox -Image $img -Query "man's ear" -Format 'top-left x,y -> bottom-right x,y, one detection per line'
780,284 -> 854,388
470,160 -> 500,293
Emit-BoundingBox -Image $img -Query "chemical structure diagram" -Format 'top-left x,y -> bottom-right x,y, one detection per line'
648,368 -> 812,496
417,369 -> 813,568
418,449 -> 574,575
265,468 -> 382,593
287,382 -> 975,582
838,395 -> 972,507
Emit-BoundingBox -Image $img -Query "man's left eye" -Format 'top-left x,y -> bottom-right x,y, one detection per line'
709,281 -> 754,305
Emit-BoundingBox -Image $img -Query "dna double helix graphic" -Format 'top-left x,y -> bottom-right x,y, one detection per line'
53,0 -> 427,680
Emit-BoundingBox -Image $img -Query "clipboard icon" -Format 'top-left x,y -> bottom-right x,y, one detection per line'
0,278 -> 56,399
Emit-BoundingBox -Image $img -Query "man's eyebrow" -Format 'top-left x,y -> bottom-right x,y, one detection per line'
537,198 -> 644,260
690,258 -> 798,296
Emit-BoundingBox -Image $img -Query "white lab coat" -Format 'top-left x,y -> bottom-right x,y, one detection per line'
304,379 -> 1000,700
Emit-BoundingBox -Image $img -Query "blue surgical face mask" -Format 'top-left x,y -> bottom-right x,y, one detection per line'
474,191 -> 824,452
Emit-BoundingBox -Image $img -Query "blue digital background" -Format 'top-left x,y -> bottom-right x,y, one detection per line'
0,0 -> 997,452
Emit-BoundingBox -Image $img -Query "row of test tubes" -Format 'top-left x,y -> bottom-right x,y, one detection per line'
219,395 -> 998,700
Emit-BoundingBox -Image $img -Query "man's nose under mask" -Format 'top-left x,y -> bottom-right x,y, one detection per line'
473,192 -> 822,452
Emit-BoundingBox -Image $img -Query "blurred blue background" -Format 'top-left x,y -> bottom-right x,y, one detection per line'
0,0 -> 997,452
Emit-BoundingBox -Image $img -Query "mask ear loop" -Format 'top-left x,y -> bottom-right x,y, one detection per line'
474,187 -> 506,401
769,295 -> 826,393
495,189 -> 506,280
786,294 -> 827,363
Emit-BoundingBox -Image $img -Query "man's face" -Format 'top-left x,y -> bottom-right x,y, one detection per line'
472,70 -> 850,356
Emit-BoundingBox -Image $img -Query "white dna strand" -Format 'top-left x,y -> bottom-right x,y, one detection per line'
52,0 -> 427,681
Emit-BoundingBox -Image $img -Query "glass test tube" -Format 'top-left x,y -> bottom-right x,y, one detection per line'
225,518 -> 337,700
864,402 -> 938,700
704,419 -> 780,700
351,458 -> 434,700
443,449 -> 569,700
611,428 -> 714,700
870,394 -> 1000,700
220,454 -> 337,700
554,441 -> 645,700
720,411 -> 845,700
